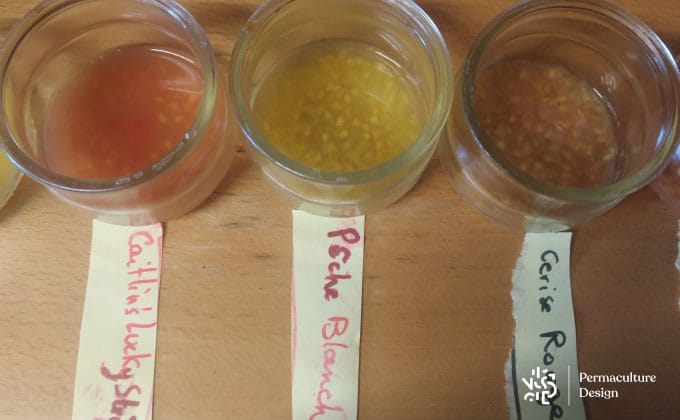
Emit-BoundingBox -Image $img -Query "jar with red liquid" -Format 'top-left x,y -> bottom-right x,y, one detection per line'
0,0 -> 234,225
438,0 -> 680,231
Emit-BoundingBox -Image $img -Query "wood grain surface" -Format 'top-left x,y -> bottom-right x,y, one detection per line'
1,1 -> 679,419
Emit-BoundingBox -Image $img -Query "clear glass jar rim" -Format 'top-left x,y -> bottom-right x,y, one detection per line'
230,0 -> 454,185
0,0 -> 219,193
462,0 -> 680,203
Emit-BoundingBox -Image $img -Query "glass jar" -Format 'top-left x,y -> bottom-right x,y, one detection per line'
0,0 -> 234,225
439,0 -> 680,232
230,0 -> 453,217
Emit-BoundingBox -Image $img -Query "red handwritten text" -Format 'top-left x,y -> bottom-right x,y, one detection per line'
100,229 -> 160,420
310,317 -> 350,419
324,228 -> 360,301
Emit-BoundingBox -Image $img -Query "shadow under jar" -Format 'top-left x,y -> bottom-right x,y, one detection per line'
230,0 -> 453,217
0,149 -> 21,213
0,0 -> 234,225
439,0 -> 680,232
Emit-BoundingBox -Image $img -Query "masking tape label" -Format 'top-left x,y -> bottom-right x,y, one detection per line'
506,232 -> 586,420
292,210 -> 365,420
72,220 -> 163,420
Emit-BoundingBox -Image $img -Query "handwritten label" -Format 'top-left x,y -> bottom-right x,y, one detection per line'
292,210 -> 365,420
72,220 -> 163,420
506,233 -> 586,420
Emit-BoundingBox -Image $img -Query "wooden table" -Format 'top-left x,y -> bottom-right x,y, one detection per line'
1,0 -> 679,419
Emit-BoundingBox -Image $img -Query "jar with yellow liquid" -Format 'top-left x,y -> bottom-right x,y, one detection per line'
230,0 -> 453,216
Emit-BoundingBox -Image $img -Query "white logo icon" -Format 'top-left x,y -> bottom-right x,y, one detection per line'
522,367 -> 558,405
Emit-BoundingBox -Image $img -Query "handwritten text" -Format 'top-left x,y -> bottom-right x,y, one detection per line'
100,229 -> 161,420
310,317 -> 350,419
324,228 -> 361,301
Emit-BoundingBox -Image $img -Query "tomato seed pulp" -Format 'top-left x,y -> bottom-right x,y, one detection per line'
252,40 -> 423,172
43,45 -> 202,180
476,59 -> 618,188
